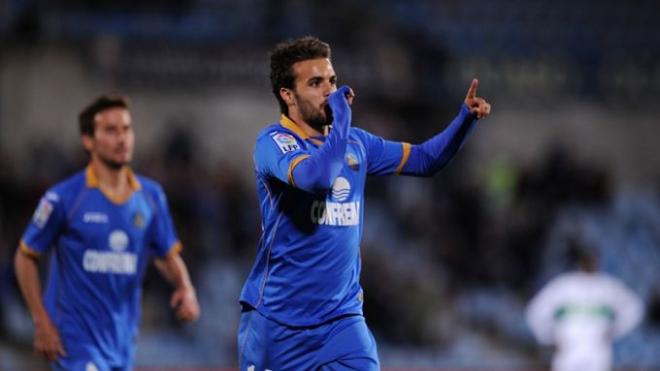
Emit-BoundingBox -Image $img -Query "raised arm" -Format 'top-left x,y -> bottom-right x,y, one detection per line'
401,79 -> 491,176
289,85 -> 354,192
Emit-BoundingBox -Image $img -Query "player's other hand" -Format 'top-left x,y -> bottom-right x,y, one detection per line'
171,285 -> 200,323
34,315 -> 66,361
464,78 -> 491,119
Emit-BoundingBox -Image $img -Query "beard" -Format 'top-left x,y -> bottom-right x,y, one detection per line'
295,92 -> 331,132
98,152 -> 130,170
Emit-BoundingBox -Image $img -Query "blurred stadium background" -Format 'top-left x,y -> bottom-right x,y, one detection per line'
2,0 -> 660,370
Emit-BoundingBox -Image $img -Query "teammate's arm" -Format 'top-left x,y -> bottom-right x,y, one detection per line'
154,253 -> 200,322
289,85 -> 353,192
401,79 -> 490,176
14,250 -> 66,361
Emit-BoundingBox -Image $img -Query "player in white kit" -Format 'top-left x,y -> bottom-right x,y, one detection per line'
526,250 -> 643,371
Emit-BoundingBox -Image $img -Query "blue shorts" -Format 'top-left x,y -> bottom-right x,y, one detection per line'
238,308 -> 380,371
52,342 -> 134,371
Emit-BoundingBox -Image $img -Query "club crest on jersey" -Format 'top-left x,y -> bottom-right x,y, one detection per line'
33,198 -> 54,228
272,132 -> 300,153
133,212 -> 145,229
346,153 -> 360,171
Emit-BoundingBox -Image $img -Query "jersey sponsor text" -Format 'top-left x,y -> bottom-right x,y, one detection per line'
310,200 -> 360,226
83,250 -> 138,274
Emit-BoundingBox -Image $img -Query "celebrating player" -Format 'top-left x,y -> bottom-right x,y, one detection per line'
14,95 -> 200,371
238,36 -> 491,370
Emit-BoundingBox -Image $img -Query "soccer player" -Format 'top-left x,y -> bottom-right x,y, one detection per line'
526,249 -> 643,371
238,36 -> 491,370
14,95 -> 200,371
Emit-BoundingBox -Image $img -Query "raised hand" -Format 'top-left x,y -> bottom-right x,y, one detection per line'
464,78 -> 491,119
327,85 -> 354,134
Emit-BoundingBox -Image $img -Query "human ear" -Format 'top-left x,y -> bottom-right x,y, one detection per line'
280,88 -> 295,107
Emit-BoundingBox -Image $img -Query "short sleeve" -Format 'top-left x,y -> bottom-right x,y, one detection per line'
148,185 -> 181,258
20,190 -> 66,257
353,128 -> 408,176
254,130 -> 310,185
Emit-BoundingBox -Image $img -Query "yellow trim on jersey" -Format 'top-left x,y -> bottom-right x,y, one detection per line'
86,164 -> 142,191
309,138 -> 324,146
85,164 -> 142,204
395,142 -> 412,175
280,115 -> 309,139
166,240 -> 183,258
19,240 -> 41,259
126,169 -> 142,191
287,154 -> 311,186
86,165 -> 100,187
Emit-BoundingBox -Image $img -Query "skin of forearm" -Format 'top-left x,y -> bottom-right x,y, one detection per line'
155,254 -> 193,291
14,252 -> 51,324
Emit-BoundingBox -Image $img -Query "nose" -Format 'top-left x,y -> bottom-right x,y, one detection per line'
116,127 -> 129,144
324,82 -> 336,97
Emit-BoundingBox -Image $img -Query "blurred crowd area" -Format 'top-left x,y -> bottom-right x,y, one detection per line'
2,0 -> 660,370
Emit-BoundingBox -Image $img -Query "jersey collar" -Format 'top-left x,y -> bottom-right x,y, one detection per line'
280,114 -> 310,139
279,114 -> 327,147
85,164 -> 142,191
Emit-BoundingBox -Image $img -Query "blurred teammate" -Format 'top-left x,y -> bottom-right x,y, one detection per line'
14,95 -> 200,371
238,36 -> 491,370
526,249 -> 643,371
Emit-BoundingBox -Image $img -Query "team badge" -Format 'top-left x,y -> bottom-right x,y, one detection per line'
133,211 -> 145,228
346,153 -> 360,171
272,132 -> 300,153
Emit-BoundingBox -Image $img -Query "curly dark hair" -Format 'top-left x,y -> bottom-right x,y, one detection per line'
79,94 -> 129,137
270,36 -> 331,115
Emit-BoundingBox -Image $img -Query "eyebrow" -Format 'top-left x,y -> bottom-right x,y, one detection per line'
102,121 -> 132,128
306,74 -> 336,84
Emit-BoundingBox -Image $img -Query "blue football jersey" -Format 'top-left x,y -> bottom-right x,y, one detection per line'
240,115 -> 409,326
20,165 -> 181,367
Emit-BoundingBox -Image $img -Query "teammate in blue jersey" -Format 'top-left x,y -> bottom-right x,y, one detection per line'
14,95 -> 200,371
239,36 -> 491,370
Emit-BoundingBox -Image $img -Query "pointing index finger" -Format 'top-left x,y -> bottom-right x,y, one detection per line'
465,78 -> 479,101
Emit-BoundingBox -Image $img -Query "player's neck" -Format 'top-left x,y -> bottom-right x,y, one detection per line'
90,159 -> 131,195
288,112 -> 322,137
